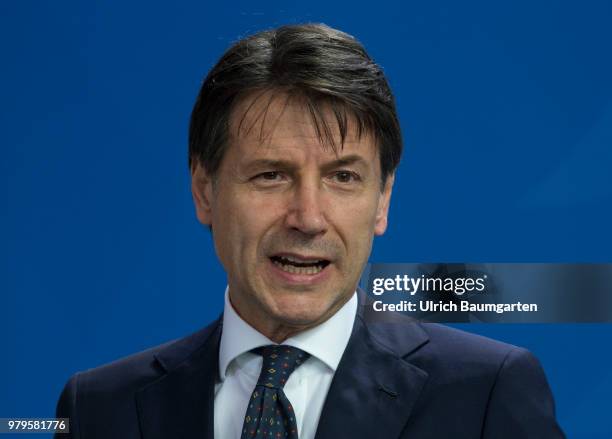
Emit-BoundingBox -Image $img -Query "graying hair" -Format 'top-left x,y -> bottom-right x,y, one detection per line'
188,23 -> 402,189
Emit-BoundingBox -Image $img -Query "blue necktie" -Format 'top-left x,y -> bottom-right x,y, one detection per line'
241,345 -> 310,439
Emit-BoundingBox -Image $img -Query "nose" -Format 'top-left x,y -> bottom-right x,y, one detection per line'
284,180 -> 328,236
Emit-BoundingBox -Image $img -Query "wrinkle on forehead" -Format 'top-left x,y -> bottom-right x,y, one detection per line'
229,89 -> 374,154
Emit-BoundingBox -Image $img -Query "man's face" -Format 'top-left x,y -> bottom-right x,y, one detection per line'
192,94 -> 393,340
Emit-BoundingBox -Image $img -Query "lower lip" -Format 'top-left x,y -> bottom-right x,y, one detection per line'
267,258 -> 332,286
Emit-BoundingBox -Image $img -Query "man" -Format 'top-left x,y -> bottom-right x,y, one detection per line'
56,23 -> 565,438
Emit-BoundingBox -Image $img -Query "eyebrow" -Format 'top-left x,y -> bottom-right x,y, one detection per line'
243,155 -> 369,173
243,159 -> 297,172
322,155 -> 368,170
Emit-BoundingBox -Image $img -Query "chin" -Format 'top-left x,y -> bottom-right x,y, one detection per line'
268,296 -> 337,327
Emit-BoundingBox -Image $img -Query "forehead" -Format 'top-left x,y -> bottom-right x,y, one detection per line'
227,91 -> 378,159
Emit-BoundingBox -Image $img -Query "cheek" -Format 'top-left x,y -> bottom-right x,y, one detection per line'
338,195 -> 380,233
213,194 -> 281,264
210,197 -> 244,270
334,201 -> 378,256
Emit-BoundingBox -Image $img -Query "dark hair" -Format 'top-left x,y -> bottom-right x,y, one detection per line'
188,23 -> 402,188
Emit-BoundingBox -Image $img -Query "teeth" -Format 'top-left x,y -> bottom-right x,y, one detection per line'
284,255 -> 315,264
272,259 -> 325,275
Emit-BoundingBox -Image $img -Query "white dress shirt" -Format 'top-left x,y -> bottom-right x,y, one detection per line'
214,288 -> 357,439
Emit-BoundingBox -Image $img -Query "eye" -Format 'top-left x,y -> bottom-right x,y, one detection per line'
251,171 -> 286,186
331,170 -> 360,184
258,171 -> 281,180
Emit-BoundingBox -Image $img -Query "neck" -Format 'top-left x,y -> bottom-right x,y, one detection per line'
227,289 -> 351,344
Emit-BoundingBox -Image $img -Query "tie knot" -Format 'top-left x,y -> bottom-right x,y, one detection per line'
254,345 -> 309,389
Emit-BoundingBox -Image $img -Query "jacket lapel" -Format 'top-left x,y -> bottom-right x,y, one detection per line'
315,294 -> 430,439
135,319 -> 222,439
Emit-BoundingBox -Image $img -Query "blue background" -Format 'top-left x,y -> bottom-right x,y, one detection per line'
2,1 -> 611,437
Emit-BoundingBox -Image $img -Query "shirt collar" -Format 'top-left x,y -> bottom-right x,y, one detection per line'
218,287 -> 357,380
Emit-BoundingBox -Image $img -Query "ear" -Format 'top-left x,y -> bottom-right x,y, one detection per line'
374,173 -> 394,236
191,163 -> 215,226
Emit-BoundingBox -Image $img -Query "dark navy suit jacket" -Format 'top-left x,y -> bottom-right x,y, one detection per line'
56,294 -> 565,438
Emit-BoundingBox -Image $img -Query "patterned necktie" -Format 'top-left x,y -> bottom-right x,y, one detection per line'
241,345 -> 310,439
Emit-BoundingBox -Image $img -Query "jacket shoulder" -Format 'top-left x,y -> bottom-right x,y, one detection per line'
417,323 -> 520,368
66,319 -> 221,398
422,323 -> 517,357
401,322 -> 543,397
56,320 -> 221,438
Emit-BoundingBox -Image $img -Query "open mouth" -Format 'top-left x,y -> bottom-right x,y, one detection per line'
270,255 -> 331,275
